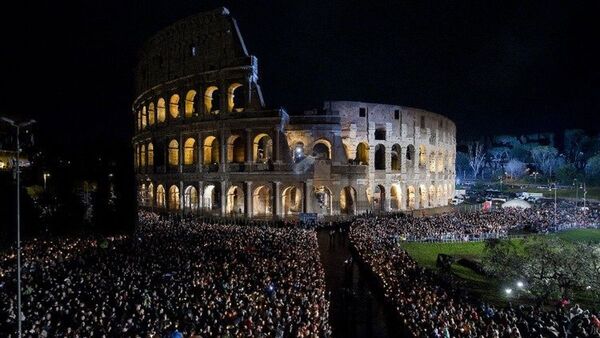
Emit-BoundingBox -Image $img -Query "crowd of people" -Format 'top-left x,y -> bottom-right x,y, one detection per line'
350,206 -> 600,337
355,201 -> 600,242
0,211 -> 331,337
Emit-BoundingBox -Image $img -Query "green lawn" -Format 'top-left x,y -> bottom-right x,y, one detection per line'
400,229 -> 600,306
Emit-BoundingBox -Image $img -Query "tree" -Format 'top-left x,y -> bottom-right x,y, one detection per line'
585,155 -> 600,184
483,237 -> 596,303
505,159 -> 527,179
455,151 -> 470,180
564,129 -> 591,170
487,147 -> 509,170
467,141 -> 486,179
555,163 -> 578,185
530,145 -> 560,177
494,135 -> 520,148
511,144 -> 532,163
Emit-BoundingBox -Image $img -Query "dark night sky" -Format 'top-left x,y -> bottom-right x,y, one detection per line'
1,0 -> 599,157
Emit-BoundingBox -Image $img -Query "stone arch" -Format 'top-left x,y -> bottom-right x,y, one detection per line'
227,135 -> 245,163
282,185 -> 303,215
437,185 -> 444,205
168,185 -> 180,210
373,185 -> 385,211
228,83 -> 245,112
406,144 -> 415,161
156,184 -> 166,208
253,133 -> 273,163
140,144 -> 146,167
292,141 -> 305,163
147,183 -> 154,206
407,186 -> 415,209
429,185 -> 436,207
169,94 -> 180,118
147,143 -> 154,166
226,185 -> 245,214
419,145 -> 427,167
374,144 -> 386,170
391,184 -> 402,210
340,186 -> 357,215
148,102 -> 155,125
314,186 -> 332,215
168,139 -> 179,166
157,98 -> 166,123
204,86 -> 220,114
184,185 -> 198,211
141,106 -> 147,129
253,185 -> 272,216
391,144 -> 401,171
183,138 -> 197,165
419,184 -> 428,207
312,139 -> 332,160
203,136 -> 220,165
203,184 -> 220,212
184,90 -> 197,118
429,152 -> 436,172
139,183 -> 147,206
355,142 -> 369,165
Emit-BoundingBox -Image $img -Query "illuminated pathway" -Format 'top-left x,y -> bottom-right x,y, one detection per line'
317,229 -> 400,338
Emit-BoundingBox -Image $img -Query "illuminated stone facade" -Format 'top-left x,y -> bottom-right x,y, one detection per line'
133,8 -> 456,218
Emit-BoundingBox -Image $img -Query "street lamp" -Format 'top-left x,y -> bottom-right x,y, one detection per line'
1,117 -> 36,338
43,172 -> 50,191
549,182 -> 557,226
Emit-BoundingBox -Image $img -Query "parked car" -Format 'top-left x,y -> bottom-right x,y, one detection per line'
450,197 -> 464,205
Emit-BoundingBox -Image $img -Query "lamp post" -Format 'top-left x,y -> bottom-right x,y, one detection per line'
549,182 -> 557,226
43,172 -> 50,191
1,117 -> 36,338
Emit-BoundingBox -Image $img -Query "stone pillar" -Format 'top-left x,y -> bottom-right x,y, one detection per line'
273,181 -> 281,218
179,181 -> 184,215
273,128 -> 280,163
197,132 -> 203,172
219,131 -> 227,172
198,181 -> 204,211
178,134 -> 183,173
245,128 -> 253,164
220,180 -> 227,216
304,180 -> 313,213
245,181 -> 253,217
384,187 -> 391,211
401,147 -> 407,174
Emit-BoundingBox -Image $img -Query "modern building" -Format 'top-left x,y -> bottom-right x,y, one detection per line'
132,8 -> 456,218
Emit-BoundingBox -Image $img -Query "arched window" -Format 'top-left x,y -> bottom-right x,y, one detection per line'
391,144 -> 401,170
147,183 -> 154,206
391,184 -> 401,210
226,185 -> 245,214
419,145 -> 427,167
141,106 -> 147,129
293,142 -> 305,163
148,103 -> 155,125
140,144 -> 146,167
139,184 -> 147,206
185,90 -> 197,118
157,98 -> 166,122
253,185 -> 272,216
227,135 -> 245,163
147,143 -> 154,166
312,139 -> 332,160
406,144 -> 415,161
228,83 -> 245,112
204,86 -> 220,114
282,186 -> 302,215
203,136 -> 220,165
340,186 -> 357,215
184,186 -> 198,211
355,142 -> 369,165
168,139 -> 179,166
375,144 -> 386,170
169,94 -> 180,118
156,185 -> 166,208
253,134 -> 273,163
183,138 -> 196,165
169,185 -> 180,210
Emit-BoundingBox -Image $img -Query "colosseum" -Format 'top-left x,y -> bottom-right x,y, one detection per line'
132,8 -> 456,218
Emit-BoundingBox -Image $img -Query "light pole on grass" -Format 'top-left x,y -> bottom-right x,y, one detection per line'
1,117 -> 36,338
